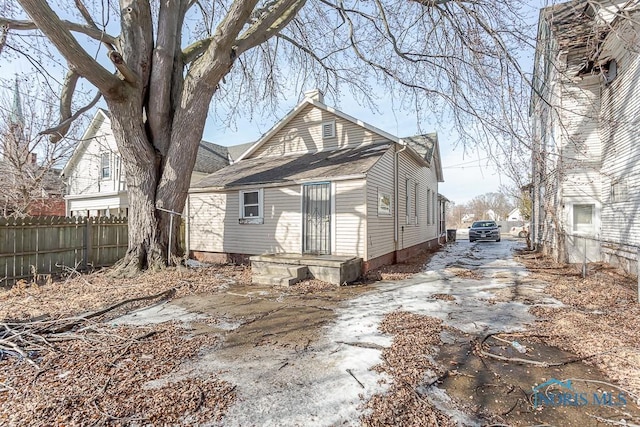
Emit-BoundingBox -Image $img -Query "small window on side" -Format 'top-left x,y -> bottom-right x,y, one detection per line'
239,189 -> 264,224
101,152 -> 111,179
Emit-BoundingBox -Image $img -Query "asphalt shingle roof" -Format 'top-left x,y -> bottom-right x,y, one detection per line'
192,142 -> 391,190
194,141 -> 229,174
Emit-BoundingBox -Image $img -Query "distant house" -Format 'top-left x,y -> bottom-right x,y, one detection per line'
62,109 -> 233,217
187,90 -> 445,273
530,0 -> 640,271
507,208 -> 523,222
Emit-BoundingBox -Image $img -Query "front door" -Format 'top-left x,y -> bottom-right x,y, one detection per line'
303,183 -> 331,255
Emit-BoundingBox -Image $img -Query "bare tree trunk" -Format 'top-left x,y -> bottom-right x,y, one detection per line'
107,102 -> 166,275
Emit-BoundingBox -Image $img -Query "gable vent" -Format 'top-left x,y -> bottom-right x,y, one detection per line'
322,121 -> 335,139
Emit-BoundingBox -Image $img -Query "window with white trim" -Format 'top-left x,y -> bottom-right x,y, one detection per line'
414,183 -> 419,224
100,152 -> 111,179
322,121 -> 335,139
427,189 -> 431,225
405,178 -> 410,224
239,189 -> 264,223
610,180 -> 627,203
573,204 -> 594,233
432,191 -> 436,225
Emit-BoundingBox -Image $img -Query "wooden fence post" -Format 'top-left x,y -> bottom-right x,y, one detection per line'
84,217 -> 93,269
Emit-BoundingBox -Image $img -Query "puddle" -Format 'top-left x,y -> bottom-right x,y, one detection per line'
433,330 -> 640,426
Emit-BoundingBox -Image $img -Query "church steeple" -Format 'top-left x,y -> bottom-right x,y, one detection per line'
10,76 -> 24,127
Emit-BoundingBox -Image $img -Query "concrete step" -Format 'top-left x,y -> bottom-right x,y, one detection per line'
251,274 -> 301,286
252,262 -> 308,280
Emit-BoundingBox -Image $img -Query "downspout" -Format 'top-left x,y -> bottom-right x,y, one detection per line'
394,142 -> 408,252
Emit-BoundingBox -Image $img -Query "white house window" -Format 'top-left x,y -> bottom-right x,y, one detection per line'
611,180 -> 627,203
405,178 -> 410,224
414,183 -> 419,224
100,152 -> 111,179
573,204 -> 594,233
427,189 -> 431,225
322,121 -> 335,139
239,189 -> 263,224
378,190 -> 391,216
432,191 -> 437,225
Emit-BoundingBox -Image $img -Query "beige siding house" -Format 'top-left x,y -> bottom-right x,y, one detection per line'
187,90 -> 444,272
530,0 -> 640,272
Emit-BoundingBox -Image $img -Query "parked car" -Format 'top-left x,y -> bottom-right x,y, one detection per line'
510,223 -> 530,238
469,220 -> 501,242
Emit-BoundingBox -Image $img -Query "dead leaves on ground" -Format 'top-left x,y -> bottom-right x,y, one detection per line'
518,254 -> 640,397
0,323 -> 235,426
362,311 -> 455,427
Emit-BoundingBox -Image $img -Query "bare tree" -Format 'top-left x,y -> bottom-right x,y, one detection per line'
0,0 -> 534,274
466,192 -> 514,222
0,76 -> 76,217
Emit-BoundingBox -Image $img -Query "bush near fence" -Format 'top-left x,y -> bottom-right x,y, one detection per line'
0,216 -> 128,287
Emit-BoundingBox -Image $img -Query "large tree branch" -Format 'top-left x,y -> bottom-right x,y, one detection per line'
15,0 -> 120,95
148,0 -> 186,155
0,16 -> 117,46
117,0 -> 153,91
0,25 -> 7,56
235,0 -> 307,56
40,90 -> 102,142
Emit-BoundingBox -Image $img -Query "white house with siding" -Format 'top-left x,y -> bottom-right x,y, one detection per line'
62,109 -> 231,217
530,0 -> 640,272
187,90 -> 444,273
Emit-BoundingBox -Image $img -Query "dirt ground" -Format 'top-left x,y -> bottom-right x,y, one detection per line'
1,244 -> 640,426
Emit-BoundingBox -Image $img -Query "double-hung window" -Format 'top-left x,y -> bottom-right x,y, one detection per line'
239,189 -> 263,224
100,152 -> 111,179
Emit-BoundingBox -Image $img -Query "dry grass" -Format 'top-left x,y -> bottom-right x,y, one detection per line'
517,253 -> 640,397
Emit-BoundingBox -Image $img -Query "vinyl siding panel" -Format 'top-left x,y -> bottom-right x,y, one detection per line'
600,42 -> 640,249
188,186 -> 302,255
396,149 -> 438,250
365,148 -> 396,260
559,79 -> 601,165
334,179 -> 366,258
249,104 -> 384,158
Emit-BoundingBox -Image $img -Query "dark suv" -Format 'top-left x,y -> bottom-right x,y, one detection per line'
469,220 -> 501,242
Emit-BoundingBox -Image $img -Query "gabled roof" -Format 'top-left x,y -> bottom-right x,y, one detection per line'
401,133 -> 444,182
235,94 -> 400,162
191,142 -> 392,190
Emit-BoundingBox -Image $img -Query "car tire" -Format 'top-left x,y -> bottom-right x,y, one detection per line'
469,239 -> 475,242
496,238 -> 501,242
518,231 -> 527,238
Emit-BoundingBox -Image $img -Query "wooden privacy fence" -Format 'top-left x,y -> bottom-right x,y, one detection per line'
0,216 -> 128,287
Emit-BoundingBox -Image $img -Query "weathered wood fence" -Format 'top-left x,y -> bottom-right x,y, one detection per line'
0,216 -> 128,287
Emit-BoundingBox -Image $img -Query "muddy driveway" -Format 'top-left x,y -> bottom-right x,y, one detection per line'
118,237 -> 640,425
